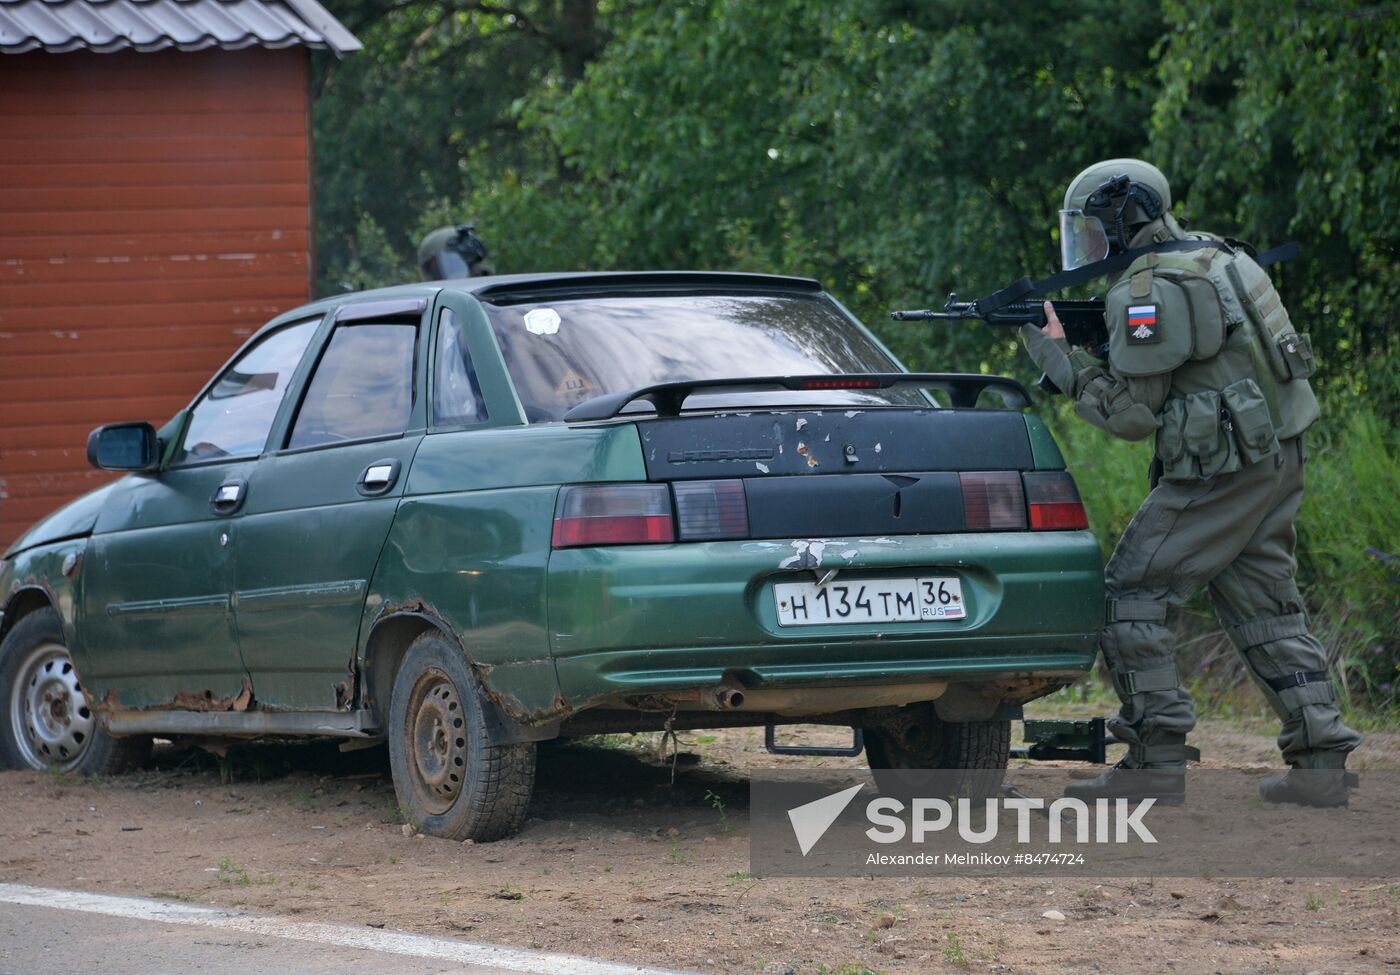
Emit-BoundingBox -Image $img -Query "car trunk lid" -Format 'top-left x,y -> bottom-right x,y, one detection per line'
636,406 -> 1035,539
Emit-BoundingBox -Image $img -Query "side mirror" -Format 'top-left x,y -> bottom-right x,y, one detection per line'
86,422 -> 160,472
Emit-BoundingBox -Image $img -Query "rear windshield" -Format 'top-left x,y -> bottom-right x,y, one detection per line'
482,291 -> 926,422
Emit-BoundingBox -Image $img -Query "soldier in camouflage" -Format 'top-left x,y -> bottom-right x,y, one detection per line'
1021,158 -> 1361,806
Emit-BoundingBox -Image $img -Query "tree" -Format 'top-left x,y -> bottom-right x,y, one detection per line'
311,0 -> 618,294
1152,0 -> 1400,411
495,0 -> 1164,377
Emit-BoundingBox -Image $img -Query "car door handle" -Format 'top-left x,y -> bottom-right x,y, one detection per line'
357,459 -> 402,497
209,478 -> 248,515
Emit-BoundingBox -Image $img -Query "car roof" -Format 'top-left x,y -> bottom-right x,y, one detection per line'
269,271 -> 824,330
459,270 -> 824,301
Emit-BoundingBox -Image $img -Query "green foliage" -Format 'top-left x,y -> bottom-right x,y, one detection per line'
1295,408 -> 1400,705
1152,0 -> 1400,408
514,0 -> 1162,379
311,0 -> 623,294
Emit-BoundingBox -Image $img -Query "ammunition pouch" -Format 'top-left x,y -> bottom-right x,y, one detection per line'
1221,378 -> 1280,464
1156,378 -> 1278,481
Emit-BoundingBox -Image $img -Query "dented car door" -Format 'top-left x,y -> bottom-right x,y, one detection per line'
231,299 -> 427,709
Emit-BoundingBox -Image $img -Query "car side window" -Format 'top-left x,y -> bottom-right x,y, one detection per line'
432,308 -> 487,427
287,322 -> 417,450
172,319 -> 319,465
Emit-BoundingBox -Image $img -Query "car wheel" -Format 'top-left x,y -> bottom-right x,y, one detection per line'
0,608 -> 151,774
387,629 -> 535,841
864,703 -> 1008,796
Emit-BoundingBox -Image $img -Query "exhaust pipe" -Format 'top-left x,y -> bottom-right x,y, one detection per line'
705,679 -> 947,715
713,684 -> 746,710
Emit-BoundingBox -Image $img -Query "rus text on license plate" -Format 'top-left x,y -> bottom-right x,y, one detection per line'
773,577 -> 965,626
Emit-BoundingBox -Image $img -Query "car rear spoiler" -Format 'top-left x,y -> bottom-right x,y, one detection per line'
563,373 -> 1031,422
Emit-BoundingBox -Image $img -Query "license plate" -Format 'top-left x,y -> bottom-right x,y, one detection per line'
773,576 -> 966,627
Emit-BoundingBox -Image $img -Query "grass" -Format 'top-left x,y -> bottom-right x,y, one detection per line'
216,858 -> 275,887
152,890 -> 195,902
943,931 -> 970,966
705,790 -> 732,834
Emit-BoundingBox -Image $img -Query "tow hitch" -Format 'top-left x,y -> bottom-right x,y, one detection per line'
763,722 -> 865,757
1003,718 -> 1118,811
1009,717 -> 1118,765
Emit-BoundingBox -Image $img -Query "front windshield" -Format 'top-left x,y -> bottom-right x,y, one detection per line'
483,291 -> 925,422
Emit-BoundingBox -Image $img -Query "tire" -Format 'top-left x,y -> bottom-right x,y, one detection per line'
864,703 -> 1009,797
387,629 -> 535,841
0,608 -> 151,774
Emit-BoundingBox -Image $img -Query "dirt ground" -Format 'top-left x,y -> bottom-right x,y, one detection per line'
2,715 -> 1398,975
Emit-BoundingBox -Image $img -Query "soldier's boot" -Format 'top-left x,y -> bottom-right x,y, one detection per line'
1258,748 -> 1356,808
1063,734 -> 1197,806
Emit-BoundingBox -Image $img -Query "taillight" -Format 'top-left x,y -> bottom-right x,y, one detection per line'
673,479 -> 750,540
552,484 -> 674,548
1023,471 -> 1090,530
959,472 -> 1027,530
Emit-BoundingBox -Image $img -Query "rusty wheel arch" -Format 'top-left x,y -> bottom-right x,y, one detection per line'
363,608 -> 558,745
1,586 -> 61,647
362,607 -> 473,724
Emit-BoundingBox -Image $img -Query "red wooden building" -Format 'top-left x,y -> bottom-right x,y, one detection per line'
0,0 -> 359,548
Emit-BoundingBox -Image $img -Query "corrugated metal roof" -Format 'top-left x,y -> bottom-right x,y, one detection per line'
0,0 -> 361,56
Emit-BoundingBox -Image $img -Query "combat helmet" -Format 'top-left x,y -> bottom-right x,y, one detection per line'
1059,159 -> 1172,269
418,224 -> 492,280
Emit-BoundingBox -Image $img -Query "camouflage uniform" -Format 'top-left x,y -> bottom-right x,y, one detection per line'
1022,160 -> 1360,804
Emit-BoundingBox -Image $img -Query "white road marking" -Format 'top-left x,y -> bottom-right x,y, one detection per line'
0,883 -> 691,975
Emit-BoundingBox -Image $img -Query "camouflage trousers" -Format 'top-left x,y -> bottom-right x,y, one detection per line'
1101,436 -> 1361,764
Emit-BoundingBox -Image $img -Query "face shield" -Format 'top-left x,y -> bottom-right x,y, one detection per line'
421,249 -> 473,280
1059,209 -> 1110,271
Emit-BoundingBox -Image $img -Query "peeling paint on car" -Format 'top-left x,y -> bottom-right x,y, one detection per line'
778,539 -> 827,570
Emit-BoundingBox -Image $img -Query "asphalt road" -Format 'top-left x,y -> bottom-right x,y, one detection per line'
0,885 -> 689,975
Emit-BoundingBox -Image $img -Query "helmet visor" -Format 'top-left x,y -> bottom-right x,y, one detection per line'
1059,210 -> 1110,270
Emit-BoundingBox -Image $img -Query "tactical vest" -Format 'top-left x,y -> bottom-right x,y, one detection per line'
1104,230 -> 1319,483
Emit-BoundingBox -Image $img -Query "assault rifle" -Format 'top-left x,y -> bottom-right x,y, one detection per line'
890,296 -> 1109,358
888,240 -> 1300,393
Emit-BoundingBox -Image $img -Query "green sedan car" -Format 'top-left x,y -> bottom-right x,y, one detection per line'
0,272 -> 1104,840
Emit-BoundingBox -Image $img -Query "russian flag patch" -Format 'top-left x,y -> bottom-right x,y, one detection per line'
1127,303 -> 1160,343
